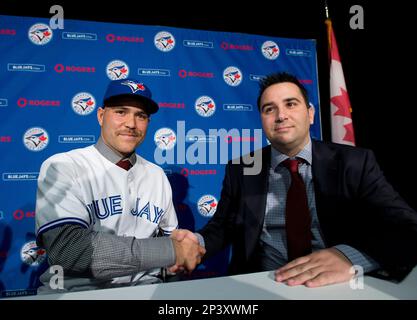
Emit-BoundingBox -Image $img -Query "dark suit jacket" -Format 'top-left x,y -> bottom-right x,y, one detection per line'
199,140 -> 417,281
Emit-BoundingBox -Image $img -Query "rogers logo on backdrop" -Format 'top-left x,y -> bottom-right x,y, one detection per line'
158,102 -> 185,109
17,98 -> 60,108
0,29 -> 16,35
106,34 -> 144,43
220,42 -> 254,51
54,64 -> 96,73
178,69 -> 214,78
181,168 -> 217,177
13,209 -> 36,221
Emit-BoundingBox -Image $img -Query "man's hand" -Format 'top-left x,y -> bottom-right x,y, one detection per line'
170,229 -> 205,273
171,229 -> 199,244
274,248 -> 354,287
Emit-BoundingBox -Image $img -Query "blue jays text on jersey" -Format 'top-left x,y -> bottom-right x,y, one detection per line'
86,196 -> 165,224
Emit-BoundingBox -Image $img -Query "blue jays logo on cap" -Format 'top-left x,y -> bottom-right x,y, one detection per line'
121,80 -> 145,93
103,78 -> 159,114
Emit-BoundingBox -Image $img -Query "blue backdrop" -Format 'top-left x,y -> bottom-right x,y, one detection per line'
0,14 -> 321,297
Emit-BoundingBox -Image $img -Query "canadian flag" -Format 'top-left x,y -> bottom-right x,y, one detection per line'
325,19 -> 355,146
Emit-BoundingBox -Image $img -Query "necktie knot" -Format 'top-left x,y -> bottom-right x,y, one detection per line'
282,158 -> 300,174
116,159 -> 132,171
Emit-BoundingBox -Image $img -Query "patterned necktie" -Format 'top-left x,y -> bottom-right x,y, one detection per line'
282,158 -> 312,261
116,158 -> 132,171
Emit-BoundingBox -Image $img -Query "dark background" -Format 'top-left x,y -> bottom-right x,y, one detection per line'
2,0 -> 416,210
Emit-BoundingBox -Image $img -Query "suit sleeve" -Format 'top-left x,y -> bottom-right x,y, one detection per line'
356,149 -> 417,280
198,161 -> 238,258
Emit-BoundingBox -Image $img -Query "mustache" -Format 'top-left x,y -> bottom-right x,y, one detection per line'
117,130 -> 140,137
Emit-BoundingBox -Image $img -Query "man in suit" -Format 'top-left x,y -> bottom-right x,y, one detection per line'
172,72 -> 417,287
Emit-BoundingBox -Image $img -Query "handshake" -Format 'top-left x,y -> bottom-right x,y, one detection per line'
169,229 -> 206,273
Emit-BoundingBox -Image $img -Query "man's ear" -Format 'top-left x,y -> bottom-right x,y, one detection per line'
308,103 -> 315,125
97,107 -> 105,127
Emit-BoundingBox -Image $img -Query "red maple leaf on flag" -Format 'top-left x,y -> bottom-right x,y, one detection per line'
343,123 -> 355,144
331,88 -> 351,117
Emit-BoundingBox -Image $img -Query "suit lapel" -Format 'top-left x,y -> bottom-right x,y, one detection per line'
242,146 -> 271,259
312,140 -> 339,195
312,140 -> 340,243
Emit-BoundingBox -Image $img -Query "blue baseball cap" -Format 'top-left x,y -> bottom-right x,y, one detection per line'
103,78 -> 159,114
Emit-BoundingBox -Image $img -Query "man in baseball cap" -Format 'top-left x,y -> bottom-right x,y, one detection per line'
35,77 -> 204,293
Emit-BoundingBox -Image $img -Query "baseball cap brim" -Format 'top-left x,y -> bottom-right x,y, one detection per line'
104,94 -> 159,115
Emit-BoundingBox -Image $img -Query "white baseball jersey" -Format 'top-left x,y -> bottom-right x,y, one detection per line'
36,144 -> 177,249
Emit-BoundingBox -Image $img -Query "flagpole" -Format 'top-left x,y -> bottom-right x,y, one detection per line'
324,1 -> 332,61
324,0 -> 329,19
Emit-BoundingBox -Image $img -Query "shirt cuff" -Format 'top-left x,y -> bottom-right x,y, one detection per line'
133,237 -> 176,270
333,244 -> 380,273
194,232 -> 205,248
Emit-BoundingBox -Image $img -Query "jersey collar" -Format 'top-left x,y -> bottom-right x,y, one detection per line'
94,136 -> 137,166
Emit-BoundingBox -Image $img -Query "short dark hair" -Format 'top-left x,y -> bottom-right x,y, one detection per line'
257,72 -> 310,110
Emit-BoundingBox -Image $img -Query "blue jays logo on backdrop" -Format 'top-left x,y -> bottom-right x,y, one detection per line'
23,127 -> 49,152
28,23 -> 52,45
261,40 -> 280,60
21,241 -> 47,266
197,195 -> 218,218
72,92 -> 96,116
195,96 -> 216,117
107,60 -> 129,80
154,128 -> 177,150
154,31 -> 175,52
0,14 -> 320,296
223,66 -> 243,86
